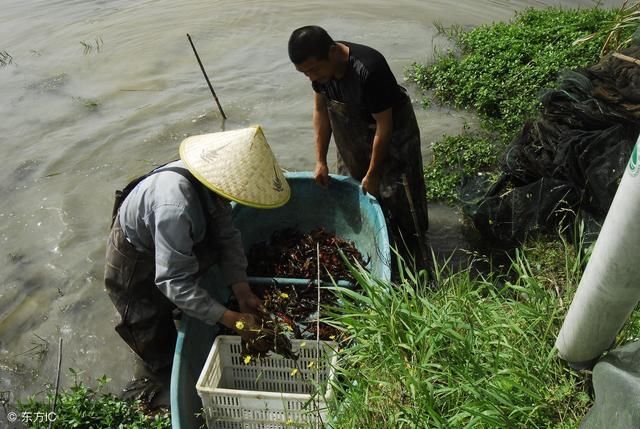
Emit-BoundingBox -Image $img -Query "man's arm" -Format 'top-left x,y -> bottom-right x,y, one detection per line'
362,108 -> 393,196
153,202 -> 265,347
313,92 -> 332,187
152,204 -> 230,325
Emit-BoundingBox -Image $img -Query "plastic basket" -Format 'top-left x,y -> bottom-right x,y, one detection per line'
196,335 -> 337,429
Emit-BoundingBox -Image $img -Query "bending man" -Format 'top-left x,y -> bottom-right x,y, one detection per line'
104,126 -> 290,373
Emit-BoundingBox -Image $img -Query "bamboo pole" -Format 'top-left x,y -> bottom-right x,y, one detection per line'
187,34 -> 227,120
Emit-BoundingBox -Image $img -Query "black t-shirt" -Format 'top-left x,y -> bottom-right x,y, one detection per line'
312,41 -> 406,122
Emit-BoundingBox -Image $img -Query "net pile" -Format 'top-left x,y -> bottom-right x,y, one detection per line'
464,46 -> 640,244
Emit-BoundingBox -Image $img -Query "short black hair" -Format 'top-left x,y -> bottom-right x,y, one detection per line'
288,25 -> 335,64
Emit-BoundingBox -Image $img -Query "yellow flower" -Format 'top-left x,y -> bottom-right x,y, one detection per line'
300,341 -> 306,348
307,361 -> 315,369
235,321 -> 245,330
290,368 -> 298,377
280,292 -> 289,299
286,418 -> 294,425
243,355 -> 252,365
329,335 -> 336,340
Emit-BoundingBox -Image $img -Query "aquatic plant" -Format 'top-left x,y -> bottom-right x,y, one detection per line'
409,7 -> 627,202
72,96 -> 100,111
0,51 -> 13,67
423,131 -> 499,202
80,37 -> 103,55
410,7 -> 616,137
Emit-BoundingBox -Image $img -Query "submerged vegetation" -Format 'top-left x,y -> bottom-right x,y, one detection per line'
80,37 -> 104,55
0,50 -> 13,67
72,96 -> 101,111
409,6 -> 636,201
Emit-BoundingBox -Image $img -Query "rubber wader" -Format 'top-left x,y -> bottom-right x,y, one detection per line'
324,91 -> 430,271
104,167 -> 218,372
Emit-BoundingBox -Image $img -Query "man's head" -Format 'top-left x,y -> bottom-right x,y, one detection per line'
288,25 -> 339,84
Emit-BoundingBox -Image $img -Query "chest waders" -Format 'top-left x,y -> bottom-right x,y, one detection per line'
104,167 -> 218,372
324,92 -> 430,272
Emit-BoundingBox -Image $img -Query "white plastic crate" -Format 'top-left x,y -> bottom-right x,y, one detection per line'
196,335 -> 337,429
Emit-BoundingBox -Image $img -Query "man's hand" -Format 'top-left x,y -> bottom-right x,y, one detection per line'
314,161 -> 329,188
231,282 -> 264,314
361,171 -> 381,196
364,108 -> 392,198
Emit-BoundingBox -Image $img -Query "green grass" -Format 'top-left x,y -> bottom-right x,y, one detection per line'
17,371 -> 170,429
408,7 -> 632,202
411,7 -> 615,137
324,231 -> 640,428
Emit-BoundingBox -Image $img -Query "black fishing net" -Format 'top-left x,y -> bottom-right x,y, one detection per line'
463,46 -> 640,244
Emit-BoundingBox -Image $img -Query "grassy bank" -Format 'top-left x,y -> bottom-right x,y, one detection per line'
326,234 -> 640,428
409,6 -> 631,202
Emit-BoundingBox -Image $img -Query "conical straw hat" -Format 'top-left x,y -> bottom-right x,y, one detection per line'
179,126 -> 290,208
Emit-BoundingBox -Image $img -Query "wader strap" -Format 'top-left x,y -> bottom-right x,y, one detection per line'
111,163 -> 210,228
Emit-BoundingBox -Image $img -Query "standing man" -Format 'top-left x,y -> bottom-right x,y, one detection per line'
288,25 -> 430,272
105,126 -> 290,373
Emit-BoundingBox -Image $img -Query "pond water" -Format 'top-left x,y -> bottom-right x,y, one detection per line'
0,0 -> 617,408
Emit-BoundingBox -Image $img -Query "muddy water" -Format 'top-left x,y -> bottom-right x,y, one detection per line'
0,0 -> 618,405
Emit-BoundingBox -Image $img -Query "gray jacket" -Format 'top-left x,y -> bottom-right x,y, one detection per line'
118,160 -> 247,324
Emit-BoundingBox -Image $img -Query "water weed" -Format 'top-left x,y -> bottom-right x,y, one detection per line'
80,37 -> 103,55
424,132 -> 500,202
409,7 -> 634,202
0,50 -> 13,67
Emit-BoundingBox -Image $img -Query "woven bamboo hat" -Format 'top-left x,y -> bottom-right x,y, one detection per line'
179,126 -> 290,208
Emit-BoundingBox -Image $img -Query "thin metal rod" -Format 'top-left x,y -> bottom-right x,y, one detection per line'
187,33 -> 227,120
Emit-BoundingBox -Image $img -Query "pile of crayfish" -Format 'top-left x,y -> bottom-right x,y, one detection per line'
241,281 -> 342,361
247,227 -> 367,282
240,228 -> 364,360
